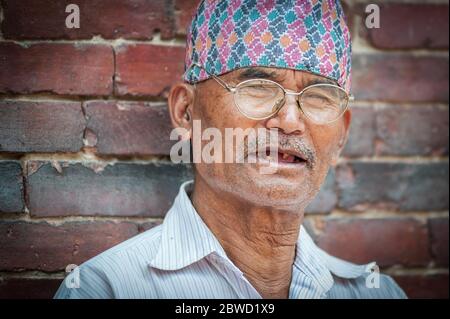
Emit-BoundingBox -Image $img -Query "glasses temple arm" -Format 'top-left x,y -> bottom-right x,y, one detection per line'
190,62 -> 234,92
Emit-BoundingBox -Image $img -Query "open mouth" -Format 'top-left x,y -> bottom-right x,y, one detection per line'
253,148 -> 308,165
277,151 -> 306,164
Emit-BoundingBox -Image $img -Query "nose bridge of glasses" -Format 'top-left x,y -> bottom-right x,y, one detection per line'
282,89 -> 302,109
273,89 -> 304,119
284,89 -> 302,96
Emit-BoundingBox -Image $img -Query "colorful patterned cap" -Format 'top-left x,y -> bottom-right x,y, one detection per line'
184,0 -> 352,93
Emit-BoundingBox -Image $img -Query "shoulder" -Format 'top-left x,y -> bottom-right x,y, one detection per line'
329,273 -> 407,299
54,224 -> 163,299
314,248 -> 408,299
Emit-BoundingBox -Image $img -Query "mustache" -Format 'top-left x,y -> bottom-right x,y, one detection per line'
242,131 -> 317,168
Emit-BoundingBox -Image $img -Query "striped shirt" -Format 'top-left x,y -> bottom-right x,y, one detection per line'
54,180 -> 407,299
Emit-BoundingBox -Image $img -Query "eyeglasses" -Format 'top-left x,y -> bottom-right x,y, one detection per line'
189,62 -> 354,125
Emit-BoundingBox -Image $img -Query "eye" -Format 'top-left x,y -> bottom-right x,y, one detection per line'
239,85 -> 280,99
304,93 -> 337,106
301,86 -> 343,110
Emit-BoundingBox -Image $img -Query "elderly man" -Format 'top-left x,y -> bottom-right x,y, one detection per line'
55,0 -> 406,299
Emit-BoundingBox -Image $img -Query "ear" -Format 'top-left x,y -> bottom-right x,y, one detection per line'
168,82 -> 195,141
330,109 -> 352,167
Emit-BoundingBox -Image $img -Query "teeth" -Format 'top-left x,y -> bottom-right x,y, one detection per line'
282,153 -> 290,160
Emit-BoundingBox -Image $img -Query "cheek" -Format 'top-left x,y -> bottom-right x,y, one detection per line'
307,124 -> 343,190
197,93 -> 259,157
192,91 -> 251,182
203,101 -> 244,129
310,123 -> 342,164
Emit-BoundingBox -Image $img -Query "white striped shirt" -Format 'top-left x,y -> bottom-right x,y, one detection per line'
54,180 -> 407,299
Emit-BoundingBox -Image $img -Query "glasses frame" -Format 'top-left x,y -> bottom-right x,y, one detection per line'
189,62 -> 354,125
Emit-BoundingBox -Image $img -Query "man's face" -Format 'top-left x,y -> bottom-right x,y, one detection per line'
189,67 -> 351,212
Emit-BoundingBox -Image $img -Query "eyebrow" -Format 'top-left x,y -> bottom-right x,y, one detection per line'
237,68 -> 279,81
307,77 -> 338,86
237,68 -> 339,87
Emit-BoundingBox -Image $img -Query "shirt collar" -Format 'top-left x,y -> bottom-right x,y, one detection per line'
149,180 -> 372,286
149,180 -> 228,270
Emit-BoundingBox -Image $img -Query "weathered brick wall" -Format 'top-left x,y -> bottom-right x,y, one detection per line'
0,0 -> 448,299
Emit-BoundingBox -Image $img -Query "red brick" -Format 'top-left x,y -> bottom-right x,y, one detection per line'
0,277 -> 61,299
394,274 -> 449,299
352,54 -> 449,102
2,0 -> 174,40
0,101 -> 85,153
429,218 -> 449,267
84,101 -> 174,156
0,161 -> 24,213
0,42 -> 114,95
305,169 -> 336,214
25,161 -> 193,217
138,221 -> 163,233
362,4 -> 449,50
336,162 -> 449,212
315,218 -> 430,267
115,44 -> 185,97
375,105 -> 449,156
175,0 -> 200,36
343,105 -> 375,157
0,221 -> 138,272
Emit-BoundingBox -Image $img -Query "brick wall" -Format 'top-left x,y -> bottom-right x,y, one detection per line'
0,0 -> 448,299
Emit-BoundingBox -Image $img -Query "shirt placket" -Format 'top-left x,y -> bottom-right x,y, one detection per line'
208,253 -> 262,299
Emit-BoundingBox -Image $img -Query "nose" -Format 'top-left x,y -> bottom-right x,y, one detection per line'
265,94 -> 306,135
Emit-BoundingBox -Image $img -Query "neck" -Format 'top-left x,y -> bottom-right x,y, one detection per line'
191,176 -> 303,299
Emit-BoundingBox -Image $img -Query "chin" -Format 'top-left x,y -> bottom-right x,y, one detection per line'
226,169 -> 317,210
197,163 -> 320,210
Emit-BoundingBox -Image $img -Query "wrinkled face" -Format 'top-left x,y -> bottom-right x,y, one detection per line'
172,67 -> 352,212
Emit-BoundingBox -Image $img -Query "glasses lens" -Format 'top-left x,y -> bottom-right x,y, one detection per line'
300,85 -> 348,123
234,80 -> 284,119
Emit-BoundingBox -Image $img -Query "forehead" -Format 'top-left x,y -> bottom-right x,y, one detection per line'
223,66 -> 338,87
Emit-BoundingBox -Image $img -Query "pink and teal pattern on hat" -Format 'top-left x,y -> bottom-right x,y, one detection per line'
184,0 -> 352,93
